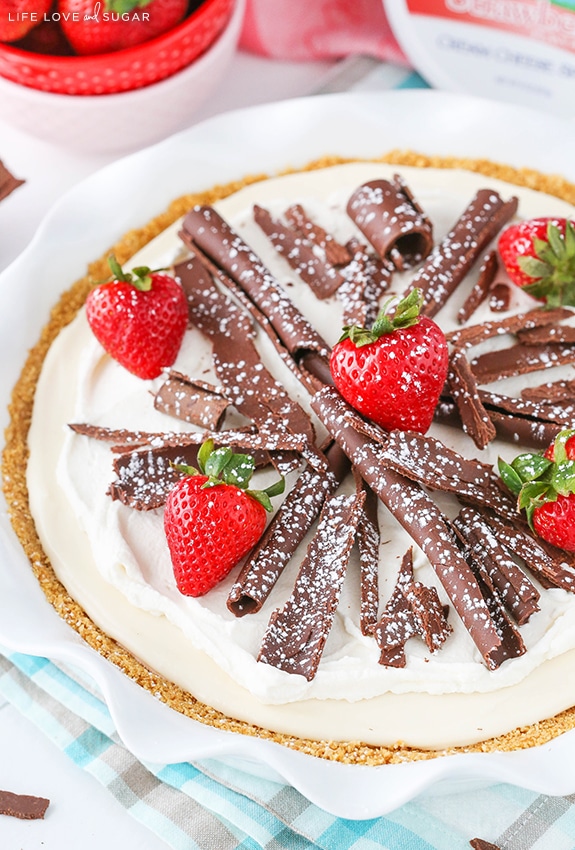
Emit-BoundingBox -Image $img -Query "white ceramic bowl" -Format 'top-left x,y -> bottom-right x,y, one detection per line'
0,0 -> 244,154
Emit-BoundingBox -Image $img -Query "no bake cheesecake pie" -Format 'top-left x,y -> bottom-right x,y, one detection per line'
5,153 -> 575,765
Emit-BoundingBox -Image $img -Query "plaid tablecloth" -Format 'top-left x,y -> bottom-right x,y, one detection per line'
2,647 -> 575,850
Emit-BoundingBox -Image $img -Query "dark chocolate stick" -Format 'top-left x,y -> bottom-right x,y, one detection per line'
447,348 -> 497,449
0,789 -> 49,820
284,203 -> 353,266
410,189 -> 518,318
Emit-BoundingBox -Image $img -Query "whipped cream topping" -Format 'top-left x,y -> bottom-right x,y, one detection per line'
27,163 -> 575,747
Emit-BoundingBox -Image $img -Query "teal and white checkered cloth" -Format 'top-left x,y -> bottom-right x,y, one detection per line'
2,647 -> 575,850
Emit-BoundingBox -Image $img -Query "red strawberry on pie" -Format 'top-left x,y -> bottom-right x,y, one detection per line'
164,440 -> 284,597
498,217 -> 575,306
498,429 -> 575,552
329,288 -> 449,434
86,255 -> 188,380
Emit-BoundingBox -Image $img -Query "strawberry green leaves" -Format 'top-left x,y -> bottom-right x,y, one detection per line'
498,429 -> 575,545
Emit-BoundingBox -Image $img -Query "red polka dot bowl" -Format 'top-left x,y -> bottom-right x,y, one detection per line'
0,0 -> 235,95
0,0 -> 243,152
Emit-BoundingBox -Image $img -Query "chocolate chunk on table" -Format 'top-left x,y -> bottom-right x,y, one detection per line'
0,789 -> 49,820
0,161 -> 24,202
410,189 -> 518,318
346,175 -> 433,270
258,490 -> 366,680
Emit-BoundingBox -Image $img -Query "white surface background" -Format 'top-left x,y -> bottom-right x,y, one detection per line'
0,49 -> 336,848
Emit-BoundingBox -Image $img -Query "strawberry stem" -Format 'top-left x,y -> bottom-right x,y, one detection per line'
339,288 -> 423,347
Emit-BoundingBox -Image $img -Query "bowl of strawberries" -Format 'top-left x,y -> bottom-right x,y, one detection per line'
0,0 -> 235,94
0,0 -> 242,151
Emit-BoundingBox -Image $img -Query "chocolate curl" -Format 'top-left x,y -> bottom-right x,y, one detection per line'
356,477 -> 381,636
311,386 -> 509,669
154,372 -> 230,429
253,204 -> 344,299
483,513 -> 575,593
227,443 -> 348,616
446,307 -> 573,349
338,237 -> 394,328
175,255 -> 317,474
258,490 -> 366,681
447,348 -> 496,450
517,323 -> 575,345
471,342 -> 575,383
489,280 -> 513,312
180,206 -> 330,362
457,250 -> 499,325
346,175 -> 433,270
434,398 -> 562,450
284,203 -> 353,267
109,444 -> 201,510
453,507 -> 540,625
349,414 -> 517,520
374,548 -> 452,667
0,161 -> 24,202
479,389 -> 575,429
410,189 -> 518,318
522,377 -> 575,404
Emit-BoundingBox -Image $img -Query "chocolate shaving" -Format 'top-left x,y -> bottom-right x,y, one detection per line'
479,389 -> 575,428
346,175 -> 433,270
253,204 -> 344,299
374,548 -> 451,667
447,348 -> 496,449
482,513 -> 575,593
521,376 -> 575,403
0,789 -> 49,820
258,490 -> 366,680
284,203 -> 352,266
517,323 -> 575,345
354,474 -> 381,635
435,398 -> 562,449
411,189 -> 518,318
446,307 -> 573,348
489,280 -> 513,312
227,456 -> 342,616
471,342 -> 575,383
453,507 -> 540,625
108,444 -> 200,510
338,237 -> 393,328
154,371 -> 231,429
180,206 -> 330,360
0,161 -> 24,202
470,841 -> 501,850
457,250 -> 499,324
311,387 -> 511,669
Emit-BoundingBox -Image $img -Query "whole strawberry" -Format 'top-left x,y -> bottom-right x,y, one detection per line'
498,429 -> 575,552
0,0 -> 52,42
329,288 -> 448,434
58,0 -> 187,55
86,255 -> 188,380
164,440 -> 284,597
498,217 -> 575,306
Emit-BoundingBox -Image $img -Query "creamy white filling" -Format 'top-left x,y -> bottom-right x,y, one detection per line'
27,163 -> 575,747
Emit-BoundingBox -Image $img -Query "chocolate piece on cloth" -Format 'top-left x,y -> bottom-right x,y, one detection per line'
0,789 -> 49,820
154,371 -> 231,429
346,175 -> 433,270
410,189 -> 518,318
374,547 -> 452,667
253,204 -> 344,299
311,386 -> 521,669
179,206 -> 330,362
470,839 -> 502,850
258,490 -> 365,680
447,348 -> 496,449
0,160 -> 24,202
